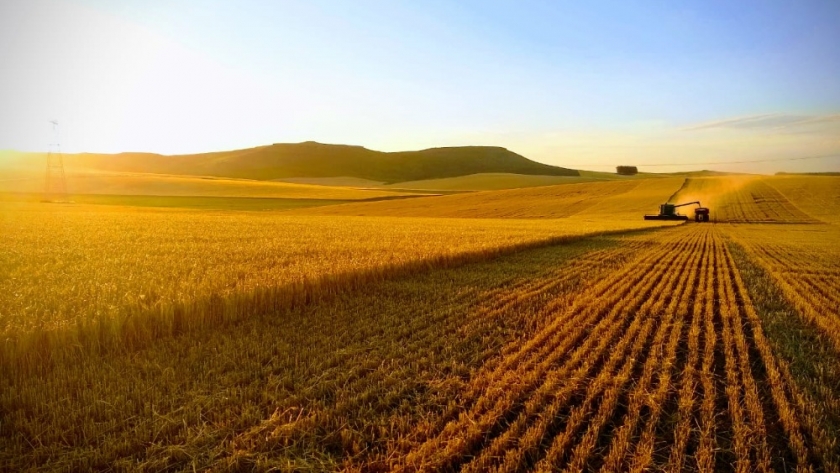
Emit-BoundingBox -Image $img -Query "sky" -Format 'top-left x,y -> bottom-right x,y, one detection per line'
1,0 -> 839,173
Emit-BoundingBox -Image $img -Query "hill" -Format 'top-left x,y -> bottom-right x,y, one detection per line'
3,142 -> 579,184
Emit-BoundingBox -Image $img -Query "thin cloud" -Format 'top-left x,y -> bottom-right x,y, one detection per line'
683,113 -> 840,131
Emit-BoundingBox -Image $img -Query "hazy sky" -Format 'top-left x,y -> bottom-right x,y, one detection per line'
1,0 -> 839,173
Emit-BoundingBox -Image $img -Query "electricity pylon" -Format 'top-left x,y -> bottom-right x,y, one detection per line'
44,120 -> 68,201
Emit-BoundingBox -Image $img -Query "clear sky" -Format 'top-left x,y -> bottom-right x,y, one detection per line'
1,0 -> 839,173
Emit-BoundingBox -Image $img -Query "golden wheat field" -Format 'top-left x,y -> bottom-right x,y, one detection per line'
0,195 -> 677,373
1,175 -> 839,472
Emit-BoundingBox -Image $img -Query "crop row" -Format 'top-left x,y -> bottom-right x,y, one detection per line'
379,225 -> 834,472
1,230 -> 660,470
724,225 -> 840,353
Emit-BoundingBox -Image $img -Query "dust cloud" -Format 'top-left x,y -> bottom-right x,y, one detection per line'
668,176 -> 758,220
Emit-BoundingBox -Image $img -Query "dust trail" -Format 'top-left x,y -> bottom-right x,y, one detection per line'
669,176 -> 758,219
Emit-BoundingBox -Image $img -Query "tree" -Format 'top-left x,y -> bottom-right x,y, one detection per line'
616,165 -> 638,176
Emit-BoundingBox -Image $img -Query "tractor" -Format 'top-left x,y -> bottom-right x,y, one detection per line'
644,201 -> 710,222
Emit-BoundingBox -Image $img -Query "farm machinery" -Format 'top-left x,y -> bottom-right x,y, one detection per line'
644,201 -> 710,222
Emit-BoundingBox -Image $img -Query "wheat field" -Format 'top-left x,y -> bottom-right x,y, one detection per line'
1,175 -> 838,471
0,199 -> 676,376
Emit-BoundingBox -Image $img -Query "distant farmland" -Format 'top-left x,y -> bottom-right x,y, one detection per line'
293,177 -> 686,218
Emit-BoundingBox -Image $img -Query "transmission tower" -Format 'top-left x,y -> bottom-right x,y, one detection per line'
44,119 -> 68,201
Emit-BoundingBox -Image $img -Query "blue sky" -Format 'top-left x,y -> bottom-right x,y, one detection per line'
1,0 -> 838,173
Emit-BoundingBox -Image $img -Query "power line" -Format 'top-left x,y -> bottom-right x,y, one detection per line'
44,120 -> 68,201
562,153 -> 840,168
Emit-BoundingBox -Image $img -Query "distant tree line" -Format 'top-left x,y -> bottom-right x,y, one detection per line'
616,166 -> 638,175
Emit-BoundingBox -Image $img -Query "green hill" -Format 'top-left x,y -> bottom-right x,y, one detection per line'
11,142 -> 578,184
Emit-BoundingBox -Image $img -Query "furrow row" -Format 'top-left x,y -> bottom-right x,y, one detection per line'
395,228 -> 703,470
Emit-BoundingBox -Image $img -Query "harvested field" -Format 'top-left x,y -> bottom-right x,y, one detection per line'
766,175 -> 840,224
2,174 -> 838,471
4,0 -> 838,469
671,176 -> 821,224
383,225 -> 835,472
725,225 -> 840,351
2,224 -> 837,471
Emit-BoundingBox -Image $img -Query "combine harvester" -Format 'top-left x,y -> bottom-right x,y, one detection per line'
644,201 -> 710,222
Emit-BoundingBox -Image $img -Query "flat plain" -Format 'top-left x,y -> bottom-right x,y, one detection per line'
1,173 -> 838,472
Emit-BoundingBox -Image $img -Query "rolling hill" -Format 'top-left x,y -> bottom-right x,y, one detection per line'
2,142 -> 579,184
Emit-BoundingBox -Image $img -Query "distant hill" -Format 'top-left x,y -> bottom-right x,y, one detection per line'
11,142 -> 578,184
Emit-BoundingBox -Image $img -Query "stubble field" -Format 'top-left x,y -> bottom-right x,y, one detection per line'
1,175 -> 838,471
